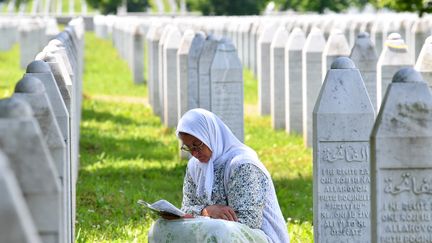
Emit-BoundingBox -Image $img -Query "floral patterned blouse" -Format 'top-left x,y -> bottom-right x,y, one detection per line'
181,162 -> 269,229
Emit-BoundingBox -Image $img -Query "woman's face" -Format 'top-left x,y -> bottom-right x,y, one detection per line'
179,133 -> 212,163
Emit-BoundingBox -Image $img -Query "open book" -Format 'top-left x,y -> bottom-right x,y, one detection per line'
137,199 -> 186,218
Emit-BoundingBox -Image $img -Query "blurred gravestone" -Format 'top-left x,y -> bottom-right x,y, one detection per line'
415,36 -> 432,86
270,25 -> 289,130
377,33 -> 412,110
257,22 -> 278,116
350,32 -> 379,111
177,30 -> 205,119
285,27 -> 305,134
303,27 -> 326,147
322,28 -> 350,80
163,26 -> 181,128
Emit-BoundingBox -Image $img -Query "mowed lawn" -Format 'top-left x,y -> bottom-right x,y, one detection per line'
0,32 -> 313,242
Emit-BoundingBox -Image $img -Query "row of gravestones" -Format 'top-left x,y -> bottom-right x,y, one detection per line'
95,16 -> 245,142
92,14 -> 432,147
0,0 -> 88,15
0,17 -> 60,68
313,56 -> 432,243
0,17 -> 84,243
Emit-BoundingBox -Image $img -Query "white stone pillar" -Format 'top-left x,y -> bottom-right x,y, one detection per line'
313,57 -> 375,243
302,27 -> 326,147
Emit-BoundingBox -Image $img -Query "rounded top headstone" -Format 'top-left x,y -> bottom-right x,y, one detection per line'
15,76 -> 45,94
331,57 -> 356,69
392,67 -> 425,83
26,60 -> 51,73
0,97 -> 33,118
357,32 -> 370,38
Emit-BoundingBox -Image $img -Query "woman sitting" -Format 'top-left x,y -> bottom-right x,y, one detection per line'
148,108 -> 290,243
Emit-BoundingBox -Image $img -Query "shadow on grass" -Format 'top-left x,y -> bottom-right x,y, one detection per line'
81,105 -> 158,127
80,125 -> 176,162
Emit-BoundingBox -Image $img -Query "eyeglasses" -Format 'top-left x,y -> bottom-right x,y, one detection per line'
181,141 -> 204,153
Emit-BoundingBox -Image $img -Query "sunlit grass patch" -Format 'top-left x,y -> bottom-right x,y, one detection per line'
0,44 -> 23,99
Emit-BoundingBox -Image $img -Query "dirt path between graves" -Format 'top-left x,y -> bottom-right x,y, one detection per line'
86,94 -> 149,106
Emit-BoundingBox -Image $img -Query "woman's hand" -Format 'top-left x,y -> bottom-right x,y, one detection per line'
201,205 -> 238,221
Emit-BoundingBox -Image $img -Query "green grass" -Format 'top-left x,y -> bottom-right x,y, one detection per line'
77,33 -> 313,242
1,29 -> 313,242
83,33 -> 147,97
0,44 -> 24,99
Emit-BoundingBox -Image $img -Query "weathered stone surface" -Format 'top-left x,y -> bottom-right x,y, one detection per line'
371,67 -> 432,243
0,150 -> 42,243
270,25 -> 289,130
377,33 -> 413,110
285,27 -> 305,134
210,38 -> 244,141
350,32 -> 379,111
0,97 -> 61,243
257,22 -> 278,116
415,36 -> 432,86
313,57 -> 375,243
303,27 -> 326,147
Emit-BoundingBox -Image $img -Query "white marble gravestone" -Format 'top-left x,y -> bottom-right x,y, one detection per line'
303,27 -> 326,147
350,32 -> 379,111
146,23 -> 164,116
13,76 -> 70,243
415,36 -> 432,86
322,28 -> 351,80
210,38 -> 244,141
313,57 -> 375,243
132,25 -> 145,84
163,26 -> 182,128
377,33 -> 412,110
371,67 -> 432,243
285,27 -> 305,134
0,97 -> 61,243
198,34 -> 220,110
0,150 -> 42,243
370,19 -> 385,58
158,25 -> 173,122
270,25 -> 289,130
257,22 -> 278,116
177,30 -> 205,120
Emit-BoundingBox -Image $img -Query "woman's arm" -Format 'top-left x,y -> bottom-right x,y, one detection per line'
181,170 -> 206,216
227,163 -> 269,229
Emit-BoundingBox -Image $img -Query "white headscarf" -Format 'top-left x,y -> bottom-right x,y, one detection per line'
176,108 -> 290,243
176,108 -> 267,200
